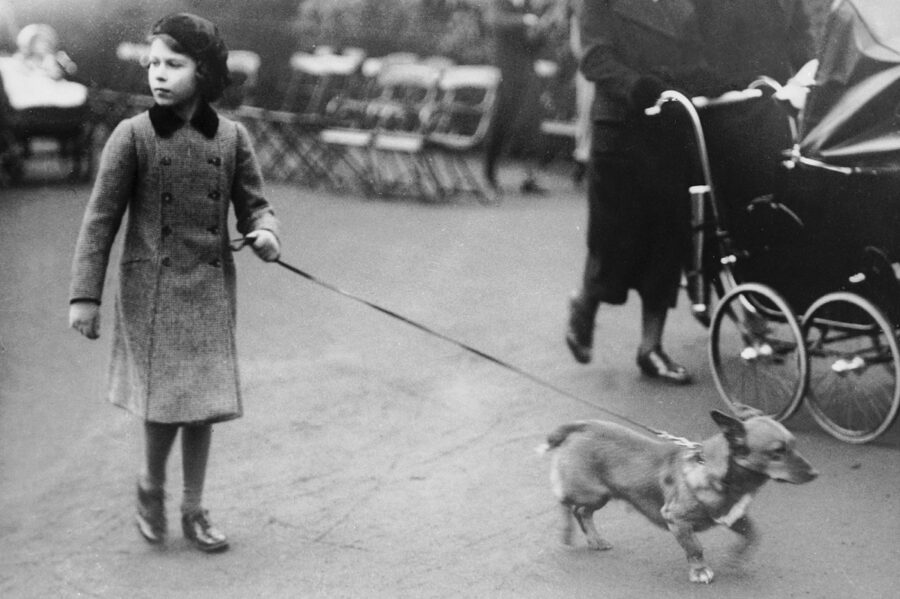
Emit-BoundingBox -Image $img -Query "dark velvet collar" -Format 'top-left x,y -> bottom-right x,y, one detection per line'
149,102 -> 219,139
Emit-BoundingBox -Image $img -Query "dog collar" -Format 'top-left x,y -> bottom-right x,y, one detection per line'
656,431 -> 704,463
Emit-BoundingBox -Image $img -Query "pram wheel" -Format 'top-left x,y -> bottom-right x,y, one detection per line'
709,283 -> 806,421
802,292 -> 900,444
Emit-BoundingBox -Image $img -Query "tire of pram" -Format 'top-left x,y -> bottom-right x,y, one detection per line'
709,282 -> 807,421
801,292 -> 900,444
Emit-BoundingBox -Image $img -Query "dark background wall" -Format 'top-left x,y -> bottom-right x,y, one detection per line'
3,0 -> 833,110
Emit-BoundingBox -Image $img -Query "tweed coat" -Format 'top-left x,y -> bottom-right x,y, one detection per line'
70,103 -> 279,424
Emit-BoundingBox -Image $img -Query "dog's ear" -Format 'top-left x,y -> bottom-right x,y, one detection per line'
730,403 -> 764,421
711,410 -> 749,452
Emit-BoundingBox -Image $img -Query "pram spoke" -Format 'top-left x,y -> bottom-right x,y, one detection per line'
710,283 -> 807,421
801,292 -> 900,444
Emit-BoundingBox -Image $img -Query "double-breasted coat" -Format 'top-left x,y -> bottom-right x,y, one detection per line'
70,103 -> 279,424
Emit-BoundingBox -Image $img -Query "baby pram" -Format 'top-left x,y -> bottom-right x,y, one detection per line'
648,0 -> 900,443
0,54 -> 90,183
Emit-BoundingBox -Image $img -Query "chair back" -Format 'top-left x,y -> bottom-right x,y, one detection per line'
365,62 -> 443,131
428,65 -> 501,149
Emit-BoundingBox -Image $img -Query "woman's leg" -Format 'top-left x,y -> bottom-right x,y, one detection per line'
567,251 -> 603,363
639,302 -> 667,355
637,301 -> 691,384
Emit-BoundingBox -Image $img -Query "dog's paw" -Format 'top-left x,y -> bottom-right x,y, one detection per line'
689,566 -> 715,584
586,537 -> 613,551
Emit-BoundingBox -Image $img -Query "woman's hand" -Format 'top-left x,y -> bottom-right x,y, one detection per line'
69,301 -> 100,339
245,229 -> 280,262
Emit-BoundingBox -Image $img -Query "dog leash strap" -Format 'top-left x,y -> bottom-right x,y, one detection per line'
234,241 -> 665,437
279,259 -> 669,436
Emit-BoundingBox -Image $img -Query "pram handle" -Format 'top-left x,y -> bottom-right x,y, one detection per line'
644,88 -> 763,116
643,90 -> 716,208
644,90 -> 737,325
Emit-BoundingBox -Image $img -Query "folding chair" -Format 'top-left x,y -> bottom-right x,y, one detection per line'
318,60 -> 444,199
367,62 -> 445,200
281,50 -> 365,117
326,53 -> 419,127
426,65 -> 501,203
235,105 -> 339,188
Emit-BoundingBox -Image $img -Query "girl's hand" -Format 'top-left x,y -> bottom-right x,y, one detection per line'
246,229 -> 280,262
69,301 -> 100,339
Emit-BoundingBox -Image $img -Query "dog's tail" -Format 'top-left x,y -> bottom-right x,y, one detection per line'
536,421 -> 594,455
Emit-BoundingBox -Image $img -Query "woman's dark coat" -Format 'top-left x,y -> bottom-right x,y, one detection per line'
695,0 -> 815,88
578,0 -> 727,306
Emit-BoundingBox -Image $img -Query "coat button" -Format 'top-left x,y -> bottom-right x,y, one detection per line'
160,156 -> 171,166
209,259 -> 221,267
162,225 -> 173,236
162,192 -> 173,203
208,190 -> 221,200
208,157 -> 221,166
162,257 -> 172,267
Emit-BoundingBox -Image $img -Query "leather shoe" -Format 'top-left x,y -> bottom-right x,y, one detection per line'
566,294 -> 594,364
182,509 -> 229,553
136,483 -> 166,544
636,346 -> 692,385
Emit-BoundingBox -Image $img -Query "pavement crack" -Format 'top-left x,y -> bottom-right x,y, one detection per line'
312,457 -> 400,544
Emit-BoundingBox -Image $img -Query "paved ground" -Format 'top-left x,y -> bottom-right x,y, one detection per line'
1,163 -> 899,598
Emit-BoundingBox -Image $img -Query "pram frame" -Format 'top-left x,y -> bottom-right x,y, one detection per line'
646,85 -> 900,444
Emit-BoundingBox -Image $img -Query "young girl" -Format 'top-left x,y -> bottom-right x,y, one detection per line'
69,13 -> 280,552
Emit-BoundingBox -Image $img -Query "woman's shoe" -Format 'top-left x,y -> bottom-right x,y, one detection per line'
566,294 -> 594,364
135,484 -> 167,544
636,347 -> 693,385
572,161 -> 587,187
520,176 -> 547,194
182,509 -> 229,553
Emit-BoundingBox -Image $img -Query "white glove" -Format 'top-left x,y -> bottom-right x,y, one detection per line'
775,59 -> 819,111
69,301 -> 100,339
245,229 -> 280,262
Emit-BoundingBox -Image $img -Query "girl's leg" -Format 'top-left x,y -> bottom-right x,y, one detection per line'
142,421 -> 179,491
180,424 -> 229,552
180,424 -> 211,515
136,421 -> 179,543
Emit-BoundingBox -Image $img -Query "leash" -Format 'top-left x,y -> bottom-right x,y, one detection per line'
233,239 -> 699,444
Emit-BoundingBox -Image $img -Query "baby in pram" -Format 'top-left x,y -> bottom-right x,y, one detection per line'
0,23 -> 89,181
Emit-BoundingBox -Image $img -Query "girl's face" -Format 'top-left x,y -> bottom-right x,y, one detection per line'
147,38 -> 199,110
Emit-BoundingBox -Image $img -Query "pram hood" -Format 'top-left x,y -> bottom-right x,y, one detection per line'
799,0 -> 900,169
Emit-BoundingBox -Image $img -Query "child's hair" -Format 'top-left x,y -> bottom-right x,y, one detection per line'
149,13 -> 231,103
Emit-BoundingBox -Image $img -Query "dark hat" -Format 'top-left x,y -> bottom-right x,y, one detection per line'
150,13 -> 230,102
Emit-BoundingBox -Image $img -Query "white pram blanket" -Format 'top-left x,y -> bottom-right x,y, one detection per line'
0,56 -> 88,110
